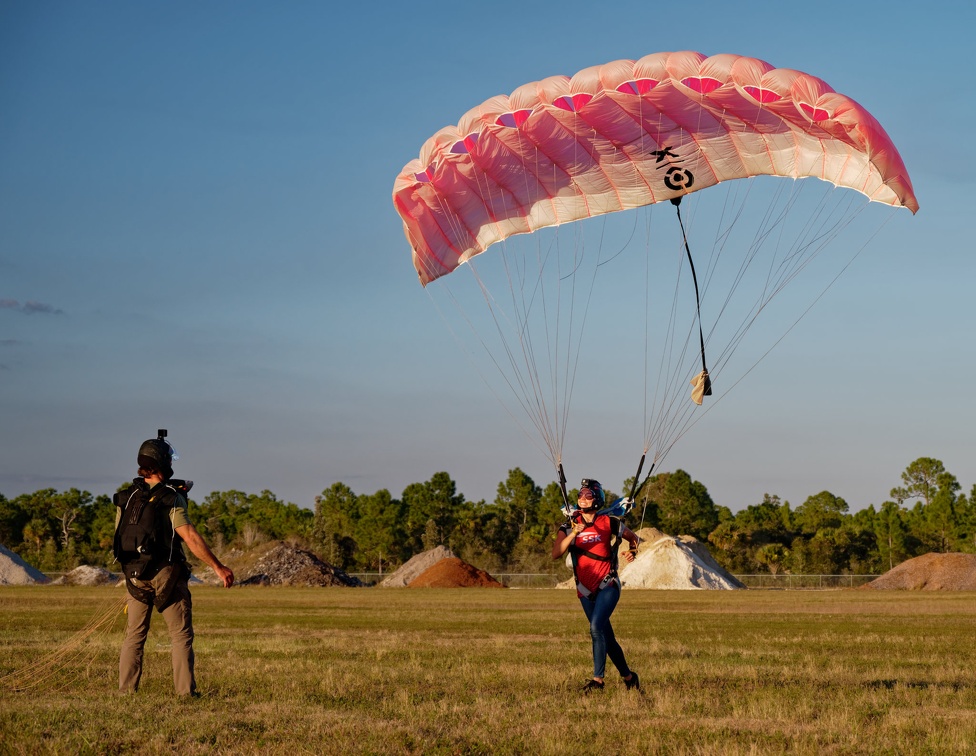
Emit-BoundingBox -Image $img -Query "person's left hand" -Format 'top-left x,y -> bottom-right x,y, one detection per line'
216,564 -> 235,588
623,548 -> 637,563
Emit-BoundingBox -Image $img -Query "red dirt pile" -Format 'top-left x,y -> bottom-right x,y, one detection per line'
407,557 -> 505,588
862,552 -> 976,590
380,545 -> 455,587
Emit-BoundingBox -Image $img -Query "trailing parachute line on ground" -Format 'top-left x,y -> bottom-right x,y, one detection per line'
392,50 -> 917,496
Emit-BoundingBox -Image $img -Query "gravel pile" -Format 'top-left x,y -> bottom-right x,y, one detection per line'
52,565 -> 119,586
236,542 -> 363,587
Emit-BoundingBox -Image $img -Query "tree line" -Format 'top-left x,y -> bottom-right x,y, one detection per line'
1,457 -> 973,577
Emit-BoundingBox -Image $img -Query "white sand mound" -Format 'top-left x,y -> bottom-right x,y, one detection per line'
53,565 -> 119,586
379,545 -> 455,587
557,528 -> 742,590
621,529 -> 743,589
0,543 -> 50,585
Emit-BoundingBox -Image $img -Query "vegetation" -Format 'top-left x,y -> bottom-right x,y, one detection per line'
2,457 -> 975,577
1,588 -> 975,754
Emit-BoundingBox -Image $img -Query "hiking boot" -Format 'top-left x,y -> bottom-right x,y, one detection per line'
582,679 -> 605,693
624,671 -> 640,691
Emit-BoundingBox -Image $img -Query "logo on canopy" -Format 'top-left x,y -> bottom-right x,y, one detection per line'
664,167 -> 694,191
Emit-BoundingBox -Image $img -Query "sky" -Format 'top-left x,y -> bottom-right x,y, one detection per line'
2,1 -> 974,515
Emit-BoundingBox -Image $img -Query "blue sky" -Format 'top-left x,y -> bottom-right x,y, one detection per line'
2,1 -> 973,514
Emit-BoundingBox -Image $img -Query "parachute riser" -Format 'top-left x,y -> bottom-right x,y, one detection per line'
557,462 -> 570,510
632,463 -> 656,503
627,453 -> 647,502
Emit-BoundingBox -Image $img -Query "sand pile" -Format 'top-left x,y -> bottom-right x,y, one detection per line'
861,552 -> 976,590
621,528 -> 743,589
379,545 -> 455,587
408,557 -> 504,588
52,565 -> 118,586
235,541 -> 363,587
0,544 -> 49,585
558,527 -> 742,590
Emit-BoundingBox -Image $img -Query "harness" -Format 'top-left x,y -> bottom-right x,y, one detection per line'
113,479 -> 189,581
566,515 -> 623,599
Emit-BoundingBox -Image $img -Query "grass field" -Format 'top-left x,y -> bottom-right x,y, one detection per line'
1,586 -> 975,755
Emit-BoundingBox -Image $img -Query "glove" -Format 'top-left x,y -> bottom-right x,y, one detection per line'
616,497 -> 635,515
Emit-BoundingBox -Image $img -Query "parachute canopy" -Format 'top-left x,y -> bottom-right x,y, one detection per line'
394,51 -> 918,286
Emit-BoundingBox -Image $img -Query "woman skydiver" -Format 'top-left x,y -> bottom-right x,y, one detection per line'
552,479 -> 641,693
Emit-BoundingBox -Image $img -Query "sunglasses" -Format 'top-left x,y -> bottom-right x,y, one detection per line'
578,488 -> 598,502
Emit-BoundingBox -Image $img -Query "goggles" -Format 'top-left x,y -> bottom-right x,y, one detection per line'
578,488 -> 599,503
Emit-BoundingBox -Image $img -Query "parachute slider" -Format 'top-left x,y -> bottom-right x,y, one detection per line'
690,370 -> 712,405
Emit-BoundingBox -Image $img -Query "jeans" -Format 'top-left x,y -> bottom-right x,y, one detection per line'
579,580 -> 630,679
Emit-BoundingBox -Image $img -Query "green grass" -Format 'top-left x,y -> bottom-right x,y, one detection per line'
1,587 -> 975,754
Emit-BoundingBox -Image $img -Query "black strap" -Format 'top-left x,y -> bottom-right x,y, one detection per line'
672,198 -> 711,394
568,545 -> 613,563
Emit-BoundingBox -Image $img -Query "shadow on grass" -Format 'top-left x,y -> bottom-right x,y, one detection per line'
864,679 -> 969,691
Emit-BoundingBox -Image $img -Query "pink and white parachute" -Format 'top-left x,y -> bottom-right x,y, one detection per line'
394,51 -> 917,286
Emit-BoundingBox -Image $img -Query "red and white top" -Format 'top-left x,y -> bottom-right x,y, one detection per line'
562,514 -> 615,597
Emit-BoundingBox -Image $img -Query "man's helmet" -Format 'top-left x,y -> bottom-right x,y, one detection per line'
578,478 -> 605,509
137,429 -> 177,479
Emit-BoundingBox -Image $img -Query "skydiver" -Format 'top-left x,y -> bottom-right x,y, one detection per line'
552,479 -> 641,693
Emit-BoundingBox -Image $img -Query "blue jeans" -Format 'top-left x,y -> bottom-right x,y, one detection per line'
579,580 -> 630,679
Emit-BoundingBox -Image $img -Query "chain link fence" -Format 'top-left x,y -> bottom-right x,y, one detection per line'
732,574 -> 879,589
348,572 -> 566,587
350,572 -> 879,589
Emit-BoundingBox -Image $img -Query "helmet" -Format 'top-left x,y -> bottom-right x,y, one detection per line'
137,429 -> 177,479
578,478 -> 605,508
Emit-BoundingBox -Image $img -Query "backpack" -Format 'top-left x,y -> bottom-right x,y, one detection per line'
113,479 -> 191,580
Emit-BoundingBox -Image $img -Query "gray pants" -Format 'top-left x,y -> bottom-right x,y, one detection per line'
119,567 -> 195,695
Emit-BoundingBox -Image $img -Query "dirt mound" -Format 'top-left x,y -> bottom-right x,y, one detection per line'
0,544 -> 49,585
235,542 -> 363,587
862,552 -> 976,590
52,565 -> 118,586
379,545 -> 455,587
408,557 -> 504,588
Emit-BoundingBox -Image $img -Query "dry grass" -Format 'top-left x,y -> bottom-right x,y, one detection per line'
1,587 -> 975,754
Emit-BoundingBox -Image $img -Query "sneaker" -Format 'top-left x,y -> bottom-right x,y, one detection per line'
624,671 -> 640,691
582,679 -> 605,693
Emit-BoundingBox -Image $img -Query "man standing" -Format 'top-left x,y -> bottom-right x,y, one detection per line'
113,430 -> 234,696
